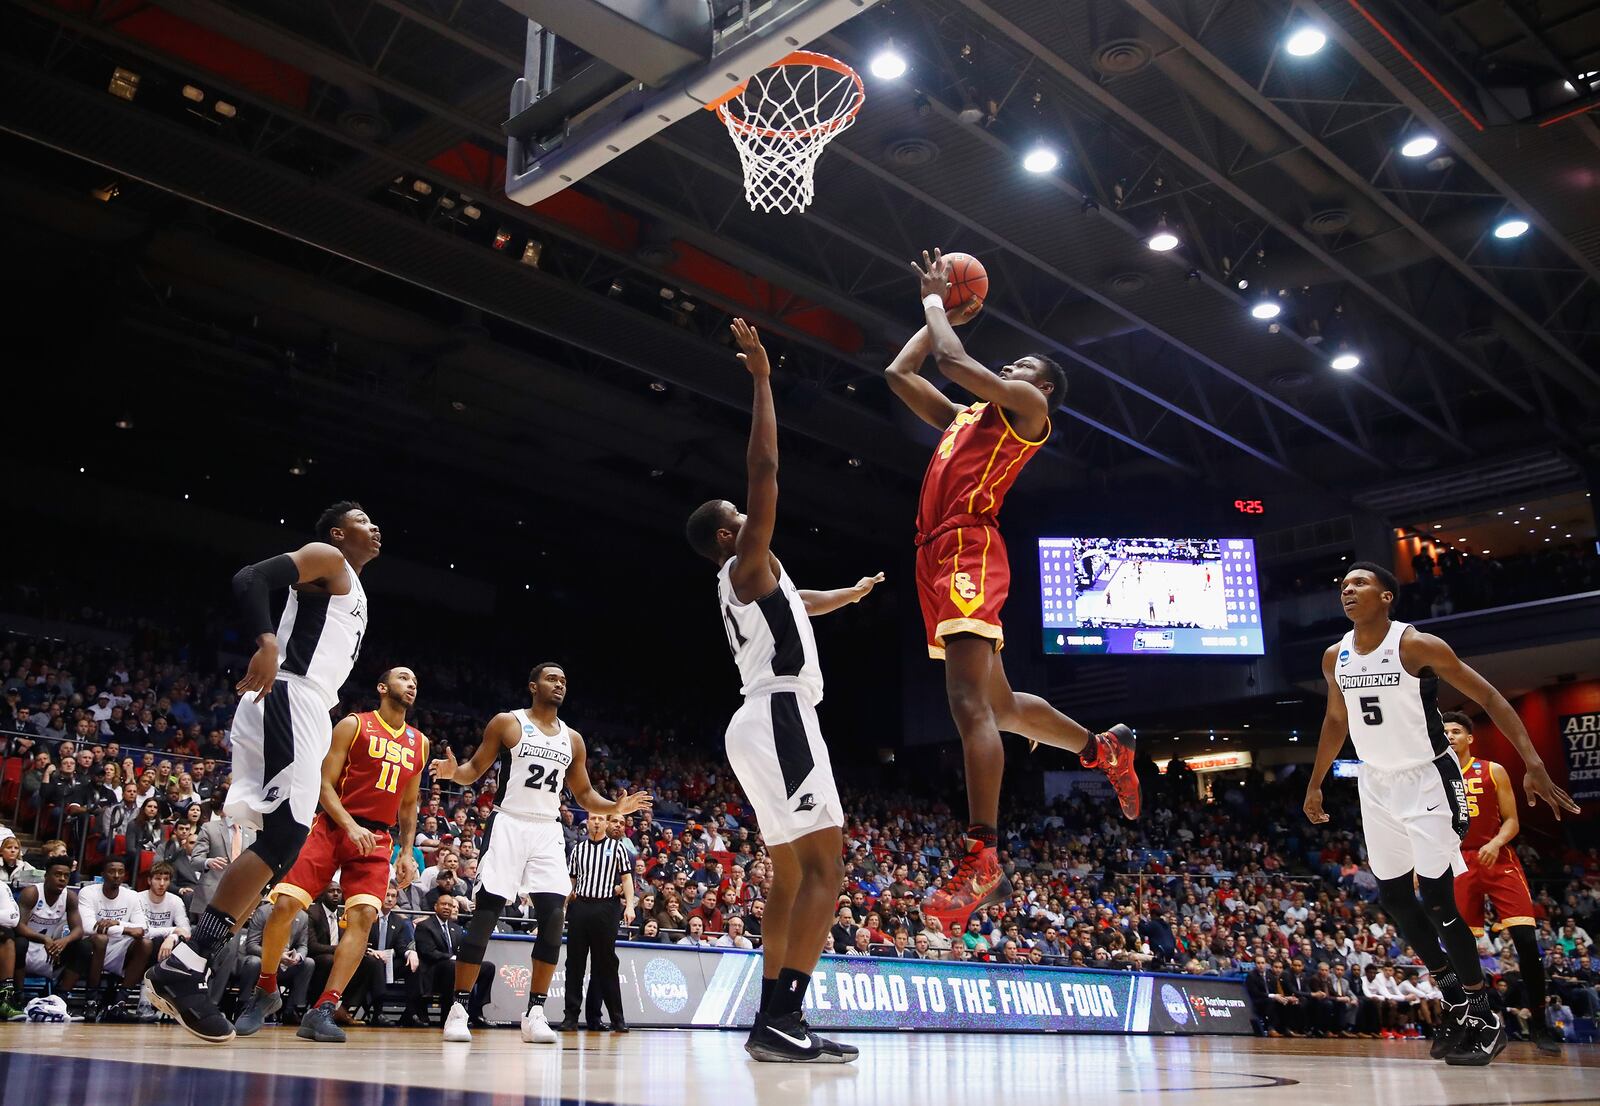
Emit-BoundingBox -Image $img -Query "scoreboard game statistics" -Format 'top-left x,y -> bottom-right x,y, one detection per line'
1038,537 -> 1265,656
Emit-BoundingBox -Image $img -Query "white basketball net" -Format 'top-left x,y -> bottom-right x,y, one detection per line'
715,54 -> 864,215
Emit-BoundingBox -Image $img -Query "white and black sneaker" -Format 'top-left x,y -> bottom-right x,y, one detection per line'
799,1017 -> 858,1063
144,957 -> 235,1043
1430,1001 -> 1467,1060
1446,1007 -> 1507,1066
745,1012 -> 824,1063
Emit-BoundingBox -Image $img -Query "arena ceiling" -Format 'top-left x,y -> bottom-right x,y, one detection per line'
4,0 -> 1599,544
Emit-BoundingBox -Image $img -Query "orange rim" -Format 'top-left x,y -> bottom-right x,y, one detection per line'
704,50 -> 865,141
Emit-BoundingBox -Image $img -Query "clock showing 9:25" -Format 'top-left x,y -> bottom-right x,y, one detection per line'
1233,499 -> 1264,515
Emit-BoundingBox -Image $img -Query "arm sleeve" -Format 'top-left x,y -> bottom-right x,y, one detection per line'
231,553 -> 300,640
77,888 -> 98,933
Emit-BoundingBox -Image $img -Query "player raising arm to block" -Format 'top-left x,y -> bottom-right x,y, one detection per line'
685,319 -> 883,1063
886,250 -> 1138,933
429,663 -> 650,1045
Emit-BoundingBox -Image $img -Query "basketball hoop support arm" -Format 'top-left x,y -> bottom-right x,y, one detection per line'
505,0 -> 882,208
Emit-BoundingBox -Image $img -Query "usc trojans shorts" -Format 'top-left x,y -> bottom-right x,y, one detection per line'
272,814 -> 392,913
1454,847 -> 1536,935
915,523 -> 1010,660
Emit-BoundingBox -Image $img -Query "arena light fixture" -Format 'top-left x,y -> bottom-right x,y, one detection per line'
1022,144 -> 1060,174
1250,297 -> 1282,320
1147,216 -> 1180,252
1330,347 -> 1361,371
869,44 -> 908,80
1493,217 -> 1530,239
1399,134 -> 1438,159
1284,27 -> 1327,57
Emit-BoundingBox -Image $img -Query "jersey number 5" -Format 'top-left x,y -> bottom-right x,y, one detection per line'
525,763 -> 563,794
1359,696 -> 1383,725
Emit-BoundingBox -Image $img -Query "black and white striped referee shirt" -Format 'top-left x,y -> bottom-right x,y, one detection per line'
569,835 -> 628,900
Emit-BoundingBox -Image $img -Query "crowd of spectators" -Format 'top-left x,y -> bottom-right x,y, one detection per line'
1399,542 -> 1600,623
0,625 -> 1596,1040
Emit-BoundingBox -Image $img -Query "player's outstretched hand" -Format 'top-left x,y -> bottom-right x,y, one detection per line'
236,636 -> 281,702
429,746 -> 458,785
911,249 -> 952,302
1524,763 -> 1580,820
731,318 -> 770,378
1303,787 -> 1329,824
616,790 -> 653,816
854,572 -> 885,602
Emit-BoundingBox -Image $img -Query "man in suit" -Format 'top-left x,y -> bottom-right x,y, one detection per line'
237,895 -> 314,1021
871,927 -> 921,959
303,885 -> 382,1026
190,809 -> 256,920
366,885 -> 420,1026
1300,960 -> 1337,1038
414,896 -> 494,1025
1329,961 -> 1360,1036
1245,955 -> 1273,1036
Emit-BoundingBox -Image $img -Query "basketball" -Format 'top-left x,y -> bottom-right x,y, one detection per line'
942,252 -> 989,310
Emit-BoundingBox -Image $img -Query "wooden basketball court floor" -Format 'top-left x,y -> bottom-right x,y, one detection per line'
0,1026 -> 1593,1106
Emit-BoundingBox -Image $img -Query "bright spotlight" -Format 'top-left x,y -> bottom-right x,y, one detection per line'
1399,135 -> 1438,158
1022,145 -> 1060,173
1251,299 -> 1282,320
869,47 -> 908,80
1330,351 -> 1361,371
1284,27 -> 1327,56
1147,216 -> 1180,251
1493,218 -> 1530,239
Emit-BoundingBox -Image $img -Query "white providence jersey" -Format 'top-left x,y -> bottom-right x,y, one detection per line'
27,886 -> 70,937
716,556 -> 823,704
491,710 -> 573,821
1334,621 -> 1447,771
136,889 -> 188,939
78,883 -> 144,934
277,559 -> 368,709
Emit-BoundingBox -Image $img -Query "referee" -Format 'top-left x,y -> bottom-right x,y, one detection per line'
560,813 -> 635,1031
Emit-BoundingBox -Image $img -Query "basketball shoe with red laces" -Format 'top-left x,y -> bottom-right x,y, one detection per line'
923,835 -> 1010,934
1081,724 -> 1140,819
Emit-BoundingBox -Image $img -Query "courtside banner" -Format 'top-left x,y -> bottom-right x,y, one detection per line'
1559,711 -> 1600,805
481,936 -> 1250,1035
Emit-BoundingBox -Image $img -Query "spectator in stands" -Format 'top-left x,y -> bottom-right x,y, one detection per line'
635,918 -> 664,944
714,916 -> 753,950
677,915 -> 712,948
124,798 -> 164,873
413,897 -> 492,1027
238,895 -> 313,1024
829,906 -> 857,954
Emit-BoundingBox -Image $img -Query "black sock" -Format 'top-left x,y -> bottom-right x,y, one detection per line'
191,906 -> 236,960
769,969 -> 811,1018
454,989 -> 473,1011
1466,987 -> 1491,1016
965,823 -> 997,848
1436,971 -> 1466,1006
760,976 -> 776,1013
527,990 -> 547,1014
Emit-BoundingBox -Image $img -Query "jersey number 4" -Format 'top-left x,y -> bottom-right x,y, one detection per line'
524,763 -> 563,794
1359,696 -> 1383,725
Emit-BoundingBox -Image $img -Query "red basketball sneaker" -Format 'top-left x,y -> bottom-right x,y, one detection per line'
1082,724 -> 1141,819
923,836 -> 1010,934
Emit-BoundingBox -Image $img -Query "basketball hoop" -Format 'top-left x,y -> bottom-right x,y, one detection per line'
706,51 -> 865,214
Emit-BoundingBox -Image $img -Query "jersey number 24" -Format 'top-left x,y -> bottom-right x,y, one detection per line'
525,763 -> 563,794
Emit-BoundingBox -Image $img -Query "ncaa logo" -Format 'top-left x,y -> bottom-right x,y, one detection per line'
1160,983 -> 1189,1026
643,958 -> 689,1014
1337,649 -> 1350,666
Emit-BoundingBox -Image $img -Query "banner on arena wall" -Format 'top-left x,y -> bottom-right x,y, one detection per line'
1559,712 -> 1600,804
480,937 -> 1251,1035
1043,770 -> 1115,802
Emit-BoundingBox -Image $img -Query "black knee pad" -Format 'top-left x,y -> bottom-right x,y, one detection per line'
246,808 -> 310,880
531,893 -> 566,966
459,891 -> 505,966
